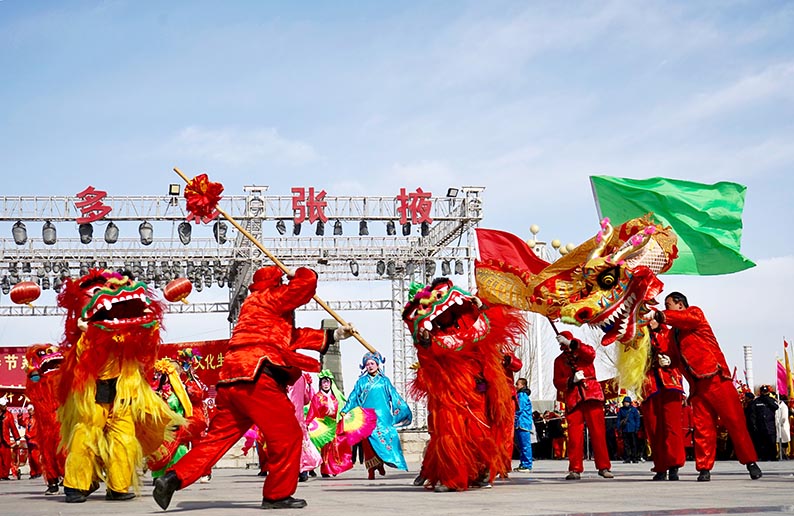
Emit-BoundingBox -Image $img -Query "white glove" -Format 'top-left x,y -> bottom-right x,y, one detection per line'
556,334 -> 571,347
573,370 -> 586,383
334,325 -> 355,341
658,354 -> 671,367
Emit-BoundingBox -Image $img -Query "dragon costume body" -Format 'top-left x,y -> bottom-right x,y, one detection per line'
24,343 -> 66,494
403,278 -> 526,491
56,269 -> 183,501
476,215 -> 677,395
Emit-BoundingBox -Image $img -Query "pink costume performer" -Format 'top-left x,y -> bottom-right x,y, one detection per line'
306,369 -> 352,476
287,372 -> 322,473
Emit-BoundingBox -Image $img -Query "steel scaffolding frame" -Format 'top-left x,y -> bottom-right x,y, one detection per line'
0,187 -> 484,429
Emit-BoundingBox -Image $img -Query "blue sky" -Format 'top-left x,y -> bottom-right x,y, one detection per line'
1,1 -> 793,393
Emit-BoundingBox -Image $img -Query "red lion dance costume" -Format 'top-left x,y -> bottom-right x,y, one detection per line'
403,278 -> 526,492
57,269 -> 183,503
24,343 -> 66,495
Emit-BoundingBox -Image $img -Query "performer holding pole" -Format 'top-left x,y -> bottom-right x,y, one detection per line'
154,170 -> 359,511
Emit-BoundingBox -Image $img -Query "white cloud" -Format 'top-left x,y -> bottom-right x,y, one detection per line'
672,62 -> 794,124
660,255 -> 794,388
168,126 -> 319,167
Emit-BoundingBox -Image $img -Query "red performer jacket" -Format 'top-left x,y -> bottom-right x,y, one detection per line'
553,337 -> 604,411
0,410 -> 20,447
641,326 -> 684,399
663,306 -> 731,382
218,267 -> 330,386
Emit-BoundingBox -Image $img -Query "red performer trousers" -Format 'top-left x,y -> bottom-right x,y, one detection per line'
642,390 -> 685,472
566,399 -> 611,473
27,445 -> 42,478
690,375 -> 757,471
0,445 -> 13,479
171,373 -> 301,501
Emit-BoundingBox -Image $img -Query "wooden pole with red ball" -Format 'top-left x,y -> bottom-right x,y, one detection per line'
173,167 -> 377,354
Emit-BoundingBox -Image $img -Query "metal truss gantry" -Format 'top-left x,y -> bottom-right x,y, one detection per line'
0,186 -> 485,428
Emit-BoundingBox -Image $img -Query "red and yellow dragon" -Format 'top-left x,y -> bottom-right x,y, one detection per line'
476,215 -> 678,394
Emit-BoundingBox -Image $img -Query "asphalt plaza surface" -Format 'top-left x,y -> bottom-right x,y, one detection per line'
1,460 -> 793,516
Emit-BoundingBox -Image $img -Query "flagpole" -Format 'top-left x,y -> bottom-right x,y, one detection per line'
173,167 -> 377,354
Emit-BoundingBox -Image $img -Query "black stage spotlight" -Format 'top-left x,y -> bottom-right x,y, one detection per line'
359,220 -> 368,236
402,222 -> 411,236
276,220 -> 287,235
334,220 -> 343,236
349,260 -> 359,277
12,221 -> 27,245
386,220 -> 396,236
104,222 -> 119,244
138,221 -> 153,245
42,221 -> 57,245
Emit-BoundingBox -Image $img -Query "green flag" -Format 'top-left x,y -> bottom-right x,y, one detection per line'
590,175 -> 755,275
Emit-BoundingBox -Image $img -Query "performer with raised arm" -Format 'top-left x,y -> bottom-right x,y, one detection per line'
153,266 -> 354,511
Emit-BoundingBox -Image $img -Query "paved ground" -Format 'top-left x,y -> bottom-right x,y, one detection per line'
1,460 -> 792,516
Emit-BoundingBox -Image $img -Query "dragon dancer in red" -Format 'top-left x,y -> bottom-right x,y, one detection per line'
660,291 -> 761,481
553,331 -> 613,481
641,315 -> 685,481
153,266 -> 354,511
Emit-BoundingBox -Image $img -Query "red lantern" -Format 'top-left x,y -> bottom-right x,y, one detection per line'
163,278 -> 192,304
10,281 -> 41,307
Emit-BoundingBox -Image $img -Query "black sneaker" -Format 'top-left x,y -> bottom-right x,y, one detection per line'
668,467 -> 679,481
652,471 -> 667,481
747,462 -> 762,480
64,487 -> 87,504
598,469 -> 614,479
565,471 -> 581,480
106,489 -> 136,501
152,471 -> 182,510
45,483 -> 59,495
261,496 -> 307,509
412,475 -> 426,486
298,471 -> 309,482
697,470 -> 710,482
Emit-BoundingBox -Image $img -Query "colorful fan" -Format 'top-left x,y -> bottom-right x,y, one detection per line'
339,407 -> 377,446
307,416 -> 336,449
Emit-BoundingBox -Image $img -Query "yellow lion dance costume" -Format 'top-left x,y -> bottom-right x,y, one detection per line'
57,269 -> 183,503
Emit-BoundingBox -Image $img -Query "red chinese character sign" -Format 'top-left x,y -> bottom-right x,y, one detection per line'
183,173 -> 223,223
396,187 -> 434,225
75,186 -> 112,224
0,347 -> 29,389
292,187 -> 329,224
